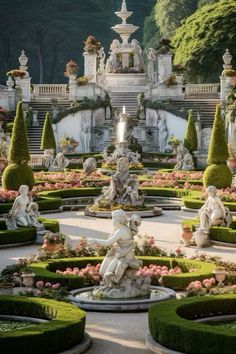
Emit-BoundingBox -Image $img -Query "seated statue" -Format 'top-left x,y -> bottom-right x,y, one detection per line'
50,153 -> 69,172
174,144 -> 194,171
5,185 -> 44,231
87,209 -> 151,299
199,186 -> 232,231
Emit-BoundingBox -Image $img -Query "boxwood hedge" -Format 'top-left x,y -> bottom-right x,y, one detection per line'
30,256 -> 215,291
38,187 -> 102,199
0,218 -> 59,246
149,295 -> 236,354
182,196 -> 236,211
0,296 -> 86,354
0,196 -> 61,214
182,218 -> 236,244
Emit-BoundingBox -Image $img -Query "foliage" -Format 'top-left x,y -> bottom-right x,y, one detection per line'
0,296 -> 85,354
142,9 -> 160,52
40,112 -> 56,151
8,102 -> 30,164
2,163 -> 35,191
172,0 -> 236,82
184,110 -> 198,153
203,164 -> 232,189
142,99 -> 188,119
149,296 -> 236,354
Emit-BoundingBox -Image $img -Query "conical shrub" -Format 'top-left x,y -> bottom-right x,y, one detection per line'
40,112 -> 56,151
183,110 -> 197,154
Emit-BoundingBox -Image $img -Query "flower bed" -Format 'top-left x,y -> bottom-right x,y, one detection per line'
141,171 -> 203,189
30,256 -> 215,291
149,295 -> 236,354
0,296 -> 86,354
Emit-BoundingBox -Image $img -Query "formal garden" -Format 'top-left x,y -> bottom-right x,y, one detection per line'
0,0 -> 236,353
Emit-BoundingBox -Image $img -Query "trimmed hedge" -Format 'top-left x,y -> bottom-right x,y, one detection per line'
0,196 -> 62,214
0,218 -> 59,246
182,218 -> 236,244
2,163 -> 35,191
38,187 -> 102,199
140,187 -> 190,198
182,196 -> 236,212
0,296 -> 86,354
30,256 -> 215,291
149,295 -> 236,354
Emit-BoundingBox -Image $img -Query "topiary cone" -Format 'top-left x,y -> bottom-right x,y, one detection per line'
183,110 -> 197,154
40,112 -> 56,151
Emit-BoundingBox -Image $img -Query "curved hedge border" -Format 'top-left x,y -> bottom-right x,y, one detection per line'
140,187 -> 190,198
0,217 -> 59,246
0,196 -> 62,214
38,187 -> 102,199
30,256 -> 215,291
0,296 -> 86,354
182,218 -> 236,244
149,295 -> 236,354
182,195 -> 236,211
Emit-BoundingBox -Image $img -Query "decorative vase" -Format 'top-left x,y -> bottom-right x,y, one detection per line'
181,227 -> 193,247
213,269 -> 228,286
0,283 -> 14,295
21,273 -> 35,288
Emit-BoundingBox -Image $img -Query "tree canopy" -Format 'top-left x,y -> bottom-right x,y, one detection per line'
172,0 -> 236,82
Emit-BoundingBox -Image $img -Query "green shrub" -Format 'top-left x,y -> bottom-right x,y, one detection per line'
140,187 -> 190,198
203,163 -> 232,189
0,296 -> 86,354
0,196 -> 61,214
38,187 -> 102,199
2,163 -> 35,191
40,112 -> 56,151
184,110 -> 198,154
30,257 -> 215,291
149,295 -> 236,354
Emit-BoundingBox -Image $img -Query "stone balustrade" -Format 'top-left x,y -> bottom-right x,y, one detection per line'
185,83 -> 219,98
32,84 -> 68,99
30,154 -> 44,167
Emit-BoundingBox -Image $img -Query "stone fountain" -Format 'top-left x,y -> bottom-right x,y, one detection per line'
70,210 -> 175,311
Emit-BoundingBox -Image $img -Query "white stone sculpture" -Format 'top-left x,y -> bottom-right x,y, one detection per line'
131,39 -> 143,72
97,47 -> 106,74
198,186 -> 232,231
32,111 -> 39,127
106,39 -> 121,73
87,209 -> 151,299
146,48 -> 157,84
103,142 -> 140,166
43,149 -> 54,169
80,112 -> 91,153
157,113 -> 168,152
195,113 -> 202,150
5,185 -> 44,231
96,157 -> 144,207
50,152 -> 69,171
83,157 -> 97,175
174,144 -> 194,171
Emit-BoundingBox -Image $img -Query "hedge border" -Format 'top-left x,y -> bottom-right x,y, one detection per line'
182,195 -> 236,211
149,295 -> 236,354
0,196 -> 62,214
0,217 -> 59,246
182,218 -> 236,244
0,296 -> 86,354
30,256 -> 215,291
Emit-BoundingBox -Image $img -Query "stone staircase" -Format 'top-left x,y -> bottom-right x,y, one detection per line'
28,101 -> 70,154
110,92 -> 139,117
172,99 -> 220,128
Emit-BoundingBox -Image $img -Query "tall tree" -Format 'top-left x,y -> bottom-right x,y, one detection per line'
172,0 -> 236,82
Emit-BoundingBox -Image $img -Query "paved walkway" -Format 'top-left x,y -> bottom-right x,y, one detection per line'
0,210 -> 236,354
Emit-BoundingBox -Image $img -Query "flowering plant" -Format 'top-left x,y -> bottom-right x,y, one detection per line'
43,232 -> 65,245
0,189 -> 18,203
83,35 -> 101,54
20,281 -> 68,302
64,60 -> 79,77
56,264 -> 101,285
6,69 -> 26,78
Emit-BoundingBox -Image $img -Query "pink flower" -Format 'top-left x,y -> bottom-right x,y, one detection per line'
194,283 -> 202,290
52,283 -> 61,290
36,281 -> 44,290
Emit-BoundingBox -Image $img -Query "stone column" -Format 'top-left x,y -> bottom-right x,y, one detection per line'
6,77 -> 16,110
83,52 -> 97,83
17,50 -> 31,102
68,74 -> 77,101
157,53 -> 173,83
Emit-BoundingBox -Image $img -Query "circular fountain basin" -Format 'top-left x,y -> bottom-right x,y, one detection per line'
70,286 -> 176,312
84,206 -> 162,218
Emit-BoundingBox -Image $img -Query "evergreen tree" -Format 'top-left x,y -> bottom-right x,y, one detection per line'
183,110 -> 198,154
40,112 -> 56,151
207,105 -> 228,165
8,101 -> 30,164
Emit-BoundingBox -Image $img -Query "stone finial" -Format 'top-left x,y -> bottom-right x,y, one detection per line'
121,0 -> 127,12
223,49 -> 233,69
19,50 -> 28,70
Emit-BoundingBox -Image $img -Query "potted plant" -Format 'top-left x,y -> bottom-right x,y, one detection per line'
173,64 -> 185,83
58,137 -> 71,153
164,74 -> 177,87
213,267 -> 228,286
83,35 -> 101,54
42,232 -> 65,252
76,76 -> 89,86
0,275 -> 14,295
21,267 -> 35,288
64,60 -> 79,78
181,225 -> 193,247
6,69 -> 26,78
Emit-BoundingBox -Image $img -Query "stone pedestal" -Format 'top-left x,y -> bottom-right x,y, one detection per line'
194,151 -> 208,169
18,76 -> 31,102
83,52 -> 97,83
68,74 -> 77,101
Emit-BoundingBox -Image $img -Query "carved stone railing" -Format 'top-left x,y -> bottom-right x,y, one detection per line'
185,84 -> 219,98
32,84 -> 68,99
30,154 -> 44,167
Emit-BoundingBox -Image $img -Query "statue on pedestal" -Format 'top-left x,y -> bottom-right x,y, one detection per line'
80,112 -> 91,153
87,209 -> 151,299
131,39 -> 143,72
5,185 -> 44,231
174,144 -> 194,171
157,113 -> 168,152
146,48 -> 157,84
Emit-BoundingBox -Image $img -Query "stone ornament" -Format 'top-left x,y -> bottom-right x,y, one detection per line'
103,142 -> 140,166
87,209 -> 151,299
157,112 -> 168,152
83,157 -> 97,175
174,144 -> 194,171
5,185 -> 44,231
146,48 -> 157,84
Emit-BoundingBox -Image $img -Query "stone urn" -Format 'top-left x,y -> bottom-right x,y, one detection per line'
213,269 -> 228,286
181,225 -> 193,247
0,283 -> 14,295
21,272 -> 35,288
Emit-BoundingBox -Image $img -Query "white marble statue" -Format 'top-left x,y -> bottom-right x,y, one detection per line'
195,113 -> 202,151
43,149 -> 54,169
198,186 -> 232,231
103,142 -> 140,166
131,39 -> 143,72
146,48 -> 157,84
157,113 -> 168,152
5,185 -> 44,231
106,39 -> 121,73
87,209 -> 151,299
83,157 -> 97,175
174,144 -> 194,171
50,152 -> 69,171
80,112 -> 91,153
97,47 -> 106,74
